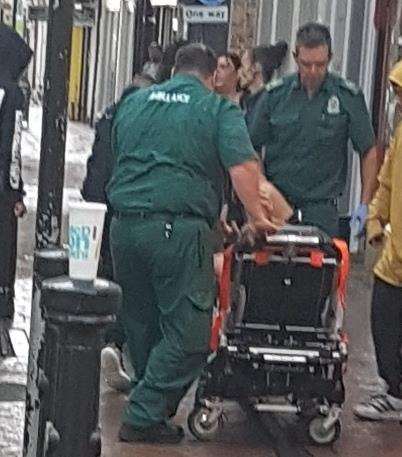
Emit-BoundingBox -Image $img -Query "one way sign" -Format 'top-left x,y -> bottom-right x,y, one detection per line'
183,5 -> 228,23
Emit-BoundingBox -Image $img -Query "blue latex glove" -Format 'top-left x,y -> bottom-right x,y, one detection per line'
350,203 -> 368,236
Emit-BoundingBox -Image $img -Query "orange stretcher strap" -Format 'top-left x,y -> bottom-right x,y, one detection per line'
210,314 -> 222,353
333,238 -> 350,309
210,246 -> 234,352
218,246 -> 233,313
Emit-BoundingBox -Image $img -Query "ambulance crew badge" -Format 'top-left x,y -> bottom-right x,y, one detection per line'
327,95 -> 340,115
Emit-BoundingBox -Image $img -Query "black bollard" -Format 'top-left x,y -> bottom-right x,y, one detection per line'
38,276 -> 120,457
24,248 -> 69,457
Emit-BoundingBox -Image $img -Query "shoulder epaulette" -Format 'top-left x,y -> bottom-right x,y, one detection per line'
339,78 -> 360,96
265,78 -> 284,93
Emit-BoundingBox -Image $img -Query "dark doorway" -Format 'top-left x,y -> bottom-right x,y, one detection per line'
187,22 -> 229,54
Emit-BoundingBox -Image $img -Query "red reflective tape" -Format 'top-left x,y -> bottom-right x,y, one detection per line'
254,251 -> 270,266
218,247 -> 233,313
310,250 -> 324,268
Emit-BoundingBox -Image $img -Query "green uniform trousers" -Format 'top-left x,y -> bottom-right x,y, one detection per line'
298,200 -> 339,238
110,215 -> 215,428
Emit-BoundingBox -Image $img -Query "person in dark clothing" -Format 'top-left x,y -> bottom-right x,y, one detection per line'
0,25 -> 32,331
239,41 -> 288,125
158,40 -> 189,82
213,50 -> 292,255
82,73 -> 156,277
83,41 -> 190,390
82,72 -> 155,391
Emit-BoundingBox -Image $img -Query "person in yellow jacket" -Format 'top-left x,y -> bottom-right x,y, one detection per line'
354,61 -> 402,421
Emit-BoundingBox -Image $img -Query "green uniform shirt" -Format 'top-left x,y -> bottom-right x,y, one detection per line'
107,74 -> 256,226
249,72 -> 376,205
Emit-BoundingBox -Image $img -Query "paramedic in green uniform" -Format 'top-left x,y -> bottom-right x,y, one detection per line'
249,22 -> 378,237
107,44 -> 276,444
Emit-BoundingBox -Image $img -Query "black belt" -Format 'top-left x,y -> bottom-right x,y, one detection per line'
114,211 -> 206,223
289,199 -> 338,224
293,198 -> 338,208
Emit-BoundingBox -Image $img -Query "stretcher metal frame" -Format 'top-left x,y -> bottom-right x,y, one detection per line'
188,225 -> 349,446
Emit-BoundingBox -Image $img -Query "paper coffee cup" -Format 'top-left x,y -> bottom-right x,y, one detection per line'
68,201 -> 107,281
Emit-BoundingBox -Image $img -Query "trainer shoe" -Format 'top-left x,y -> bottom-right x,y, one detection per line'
119,422 -> 184,444
101,344 -> 132,393
353,393 -> 402,421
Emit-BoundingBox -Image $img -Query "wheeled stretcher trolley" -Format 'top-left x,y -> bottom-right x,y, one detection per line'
188,225 -> 350,446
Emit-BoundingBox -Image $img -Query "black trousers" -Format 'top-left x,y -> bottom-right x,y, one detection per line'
0,197 -> 17,319
98,222 -> 126,351
371,276 -> 402,398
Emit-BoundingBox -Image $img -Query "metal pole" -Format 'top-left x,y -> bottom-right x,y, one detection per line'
90,0 -> 102,125
23,249 -> 69,457
24,263 -> 121,457
35,0 -> 75,249
12,0 -> 18,29
24,1 -> 74,454
133,0 -> 145,74
36,277 -> 120,457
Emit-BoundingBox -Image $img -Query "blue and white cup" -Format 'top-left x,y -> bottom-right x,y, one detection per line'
68,201 -> 107,281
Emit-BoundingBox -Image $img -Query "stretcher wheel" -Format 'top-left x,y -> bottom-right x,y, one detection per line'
188,407 -> 220,441
308,416 -> 341,445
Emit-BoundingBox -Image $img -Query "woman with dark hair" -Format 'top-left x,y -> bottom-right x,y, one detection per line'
213,49 -> 292,278
240,41 -> 288,125
214,52 -> 242,104
211,51 -> 243,278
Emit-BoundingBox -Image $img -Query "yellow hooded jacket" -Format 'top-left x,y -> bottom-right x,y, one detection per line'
366,61 -> 402,286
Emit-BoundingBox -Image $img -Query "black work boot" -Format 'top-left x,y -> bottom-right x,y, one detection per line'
118,422 -> 184,444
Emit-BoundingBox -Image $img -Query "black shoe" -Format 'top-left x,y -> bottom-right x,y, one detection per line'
119,422 -> 184,444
